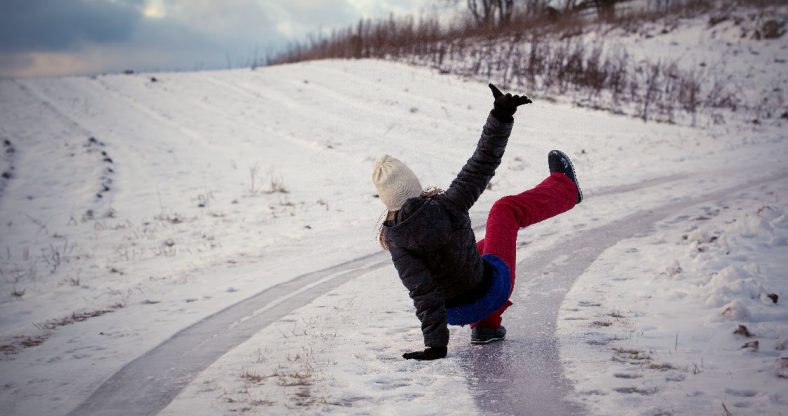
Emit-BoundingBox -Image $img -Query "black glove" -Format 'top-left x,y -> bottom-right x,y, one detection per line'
402,346 -> 447,361
489,83 -> 532,122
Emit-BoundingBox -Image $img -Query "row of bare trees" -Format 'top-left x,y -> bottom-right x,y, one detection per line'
267,0 -> 745,123
270,0 -> 696,65
460,0 -> 627,27
400,35 -> 732,123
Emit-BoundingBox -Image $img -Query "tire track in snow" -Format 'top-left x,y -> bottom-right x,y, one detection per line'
313,62 -> 486,119
13,80 -> 95,138
90,74 -> 353,186
196,72 -> 456,164
459,170 -> 788,416
65,252 -> 390,416
62,171 -> 781,416
89,78 -> 206,145
276,66 -> 445,125
195,73 -> 354,129
184,74 -> 363,164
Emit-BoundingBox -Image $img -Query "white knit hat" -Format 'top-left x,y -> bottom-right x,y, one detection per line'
372,154 -> 423,211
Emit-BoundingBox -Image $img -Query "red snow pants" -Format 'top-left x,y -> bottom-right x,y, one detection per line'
472,172 -> 578,328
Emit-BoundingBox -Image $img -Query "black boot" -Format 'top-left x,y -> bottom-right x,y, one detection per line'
471,326 -> 506,344
548,150 -> 583,204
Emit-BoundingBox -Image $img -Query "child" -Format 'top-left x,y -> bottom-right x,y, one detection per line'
373,84 -> 582,360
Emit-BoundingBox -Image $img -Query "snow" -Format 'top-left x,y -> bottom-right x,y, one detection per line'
0,6 -> 786,415
558,182 -> 788,415
405,2 -> 787,124
159,256 -> 476,416
585,2 -> 788,103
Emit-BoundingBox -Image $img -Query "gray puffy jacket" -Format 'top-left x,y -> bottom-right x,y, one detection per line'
382,113 -> 513,348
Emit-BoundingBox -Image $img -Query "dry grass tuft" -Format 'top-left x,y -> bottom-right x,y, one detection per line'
35,303 -> 124,331
240,369 -> 268,384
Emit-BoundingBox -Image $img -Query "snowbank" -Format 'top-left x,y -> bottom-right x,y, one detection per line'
558,181 -> 788,415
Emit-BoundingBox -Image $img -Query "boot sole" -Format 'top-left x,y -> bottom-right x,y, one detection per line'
549,150 -> 583,204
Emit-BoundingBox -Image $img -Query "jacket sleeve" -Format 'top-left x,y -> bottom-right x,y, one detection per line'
389,244 -> 449,348
444,112 -> 513,212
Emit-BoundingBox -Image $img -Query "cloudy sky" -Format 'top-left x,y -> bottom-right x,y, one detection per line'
0,0 -> 441,78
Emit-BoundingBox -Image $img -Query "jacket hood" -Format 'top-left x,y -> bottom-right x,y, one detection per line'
383,196 -> 451,251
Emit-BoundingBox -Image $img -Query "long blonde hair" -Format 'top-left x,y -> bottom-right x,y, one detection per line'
377,187 -> 444,250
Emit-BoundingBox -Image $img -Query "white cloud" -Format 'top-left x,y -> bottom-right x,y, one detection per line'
1,0 -> 435,78
346,0 -> 431,18
142,0 -> 166,18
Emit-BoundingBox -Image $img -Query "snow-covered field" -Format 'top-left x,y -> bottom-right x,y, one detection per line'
0,11 -> 786,415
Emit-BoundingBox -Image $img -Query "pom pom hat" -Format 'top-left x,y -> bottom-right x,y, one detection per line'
372,154 -> 423,211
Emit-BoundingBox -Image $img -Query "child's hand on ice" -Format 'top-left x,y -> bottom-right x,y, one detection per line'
402,346 -> 447,361
489,83 -> 531,121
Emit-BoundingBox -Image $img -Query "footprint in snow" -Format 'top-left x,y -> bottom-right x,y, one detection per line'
331,395 -> 370,407
665,374 -> 686,382
0,139 -> 17,194
613,372 -> 643,379
87,137 -> 116,201
372,377 -> 410,389
578,300 -> 602,307
724,388 -> 758,397
613,386 -> 658,395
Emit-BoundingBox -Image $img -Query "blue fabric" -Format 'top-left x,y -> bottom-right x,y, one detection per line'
446,254 -> 511,326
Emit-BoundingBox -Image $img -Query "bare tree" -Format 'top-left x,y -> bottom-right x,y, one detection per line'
562,0 -> 578,10
467,0 -> 496,27
466,0 -> 516,27
593,0 -> 617,21
521,0 -> 549,18
496,0 -> 515,26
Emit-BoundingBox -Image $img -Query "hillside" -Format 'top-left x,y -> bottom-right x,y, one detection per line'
0,7 -> 786,415
278,2 -> 787,125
